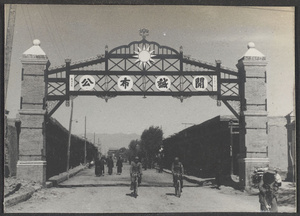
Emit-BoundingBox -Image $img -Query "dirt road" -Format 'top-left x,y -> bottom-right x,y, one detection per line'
5,164 -> 295,213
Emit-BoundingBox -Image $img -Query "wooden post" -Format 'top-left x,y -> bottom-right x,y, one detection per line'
67,97 -> 73,173
84,116 -> 87,164
66,59 -> 72,173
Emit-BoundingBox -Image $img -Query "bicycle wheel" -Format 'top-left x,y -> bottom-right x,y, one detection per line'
177,180 -> 181,197
134,178 -> 138,197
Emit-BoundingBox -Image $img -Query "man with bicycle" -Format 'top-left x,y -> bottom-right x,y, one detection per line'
258,170 -> 279,212
171,157 -> 184,192
130,156 -> 143,190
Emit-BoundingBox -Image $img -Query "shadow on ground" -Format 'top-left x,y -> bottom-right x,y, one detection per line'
58,184 -> 202,188
125,193 -> 138,198
221,176 -> 244,190
277,184 -> 296,206
165,193 -> 176,197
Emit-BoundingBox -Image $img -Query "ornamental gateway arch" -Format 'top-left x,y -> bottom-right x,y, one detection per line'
18,29 -> 268,190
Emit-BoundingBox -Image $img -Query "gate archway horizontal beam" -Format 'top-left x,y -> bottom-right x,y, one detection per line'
68,71 -> 218,76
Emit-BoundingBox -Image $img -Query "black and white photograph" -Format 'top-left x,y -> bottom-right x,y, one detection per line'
3,4 -> 296,213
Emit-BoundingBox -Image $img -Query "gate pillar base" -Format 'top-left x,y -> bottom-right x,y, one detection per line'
238,157 -> 269,190
17,109 -> 47,185
17,161 -> 46,185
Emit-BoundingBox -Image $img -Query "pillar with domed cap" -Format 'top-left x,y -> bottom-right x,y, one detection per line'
236,42 -> 269,189
17,39 -> 48,185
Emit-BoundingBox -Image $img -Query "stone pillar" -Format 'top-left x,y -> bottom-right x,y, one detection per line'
236,42 -> 269,189
17,40 -> 48,185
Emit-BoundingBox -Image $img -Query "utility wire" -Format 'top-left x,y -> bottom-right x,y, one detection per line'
21,5 -> 33,41
40,5 -> 63,59
42,5 -> 64,59
25,5 -> 36,39
38,5 -> 63,60
48,5 -> 68,58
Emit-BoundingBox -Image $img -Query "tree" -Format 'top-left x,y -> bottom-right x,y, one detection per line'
140,126 -> 163,168
128,139 -> 141,162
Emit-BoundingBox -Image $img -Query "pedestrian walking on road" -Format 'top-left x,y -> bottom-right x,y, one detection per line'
107,156 -> 114,175
116,156 -> 123,175
99,156 -> 106,176
258,170 -> 279,212
95,157 -> 101,177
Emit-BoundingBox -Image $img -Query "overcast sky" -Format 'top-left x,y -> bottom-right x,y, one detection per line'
5,5 -> 295,142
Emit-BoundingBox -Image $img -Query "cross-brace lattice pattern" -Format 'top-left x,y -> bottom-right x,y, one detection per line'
45,38 -> 241,117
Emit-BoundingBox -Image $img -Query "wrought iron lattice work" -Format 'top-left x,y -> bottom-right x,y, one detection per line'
45,34 -> 241,117
46,100 -> 64,117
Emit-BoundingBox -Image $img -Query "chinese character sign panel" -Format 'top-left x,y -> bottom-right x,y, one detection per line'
67,74 -> 218,94
79,75 -> 95,91
155,76 -> 171,91
193,76 -> 208,91
118,76 -> 133,91
69,75 -> 75,91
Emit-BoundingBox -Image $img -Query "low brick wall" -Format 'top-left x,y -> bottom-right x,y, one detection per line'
46,117 -> 98,179
5,118 -> 21,177
5,117 -> 98,180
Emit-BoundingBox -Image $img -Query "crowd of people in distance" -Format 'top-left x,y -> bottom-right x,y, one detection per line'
94,156 -> 123,176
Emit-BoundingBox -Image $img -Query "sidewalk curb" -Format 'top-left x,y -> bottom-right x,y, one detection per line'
4,165 -> 87,208
48,165 -> 87,187
159,168 -> 214,185
4,186 -> 42,208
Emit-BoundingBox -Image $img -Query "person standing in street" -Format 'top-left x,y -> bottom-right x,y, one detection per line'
258,170 -> 279,212
99,156 -> 106,176
116,156 -> 123,175
107,156 -> 114,175
95,156 -> 101,177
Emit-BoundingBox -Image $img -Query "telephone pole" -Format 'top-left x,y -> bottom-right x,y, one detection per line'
67,97 -> 73,173
5,4 -> 17,104
84,116 -> 87,164
4,5 -> 17,177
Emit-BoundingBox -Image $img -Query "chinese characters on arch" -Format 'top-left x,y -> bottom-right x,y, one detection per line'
155,76 -> 171,91
71,75 -> 217,92
79,75 -> 95,90
117,76 -> 133,91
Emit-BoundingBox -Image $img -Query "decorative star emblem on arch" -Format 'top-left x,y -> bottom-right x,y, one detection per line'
134,46 -> 156,68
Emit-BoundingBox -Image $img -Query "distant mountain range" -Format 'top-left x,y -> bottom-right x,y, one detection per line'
78,133 -> 140,153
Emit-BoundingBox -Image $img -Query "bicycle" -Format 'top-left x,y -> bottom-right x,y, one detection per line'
132,173 -> 140,198
250,167 -> 267,192
174,173 -> 182,198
